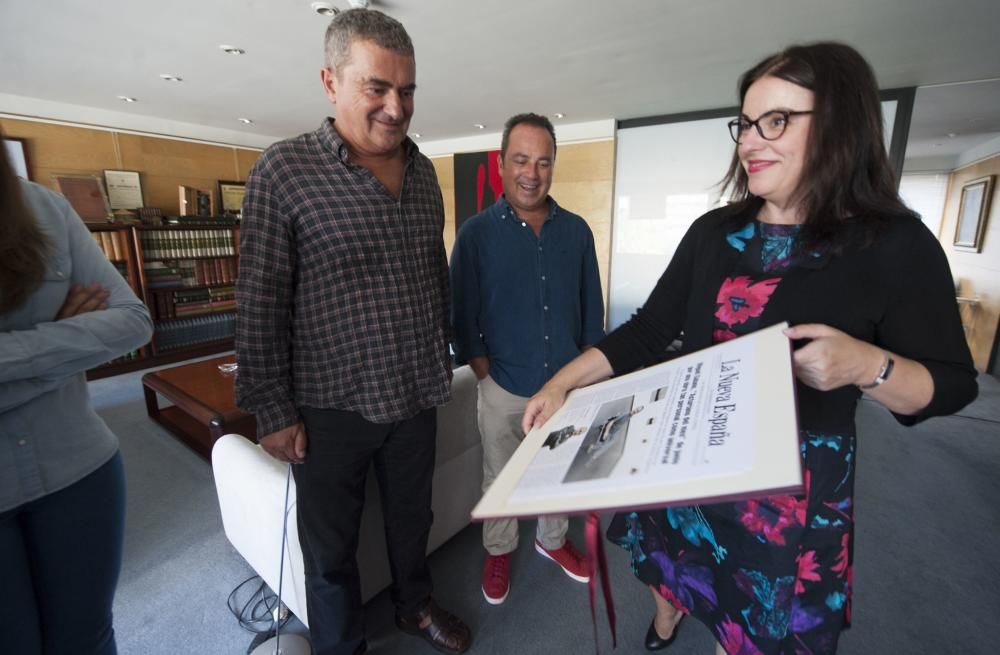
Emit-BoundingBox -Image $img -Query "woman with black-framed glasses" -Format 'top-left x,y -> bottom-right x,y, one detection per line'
524,42 -> 977,654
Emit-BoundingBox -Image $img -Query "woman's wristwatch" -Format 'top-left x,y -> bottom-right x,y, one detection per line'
858,350 -> 895,390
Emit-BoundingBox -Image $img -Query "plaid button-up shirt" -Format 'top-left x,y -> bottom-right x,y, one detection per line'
235,118 -> 452,435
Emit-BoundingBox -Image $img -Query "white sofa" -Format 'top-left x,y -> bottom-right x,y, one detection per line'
212,365 -> 483,627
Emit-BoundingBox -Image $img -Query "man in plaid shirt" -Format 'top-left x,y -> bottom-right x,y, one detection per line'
235,9 -> 470,655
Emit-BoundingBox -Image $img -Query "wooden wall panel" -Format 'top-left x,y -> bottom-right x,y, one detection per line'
236,148 -> 261,181
552,140 -> 615,306
431,156 -> 456,256
117,134 -> 240,213
0,118 -> 118,192
2,117 -> 261,215
939,154 -> 1000,371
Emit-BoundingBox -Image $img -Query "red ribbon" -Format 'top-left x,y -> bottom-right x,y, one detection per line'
585,511 -> 617,653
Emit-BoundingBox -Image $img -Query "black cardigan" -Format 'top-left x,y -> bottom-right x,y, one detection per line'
598,205 -> 978,431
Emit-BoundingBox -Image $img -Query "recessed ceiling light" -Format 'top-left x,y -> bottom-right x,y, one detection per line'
947,132 -> 958,138
117,96 -> 138,103
159,74 -> 183,82
311,1 -> 339,15
237,118 -> 254,125
473,123 -> 485,130
412,132 -> 422,138
553,112 -> 565,119
220,45 -> 246,55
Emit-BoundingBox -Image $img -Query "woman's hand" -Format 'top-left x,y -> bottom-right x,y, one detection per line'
521,347 -> 615,433
56,283 -> 110,319
522,384 -> 570,434
783,323 -> 884,390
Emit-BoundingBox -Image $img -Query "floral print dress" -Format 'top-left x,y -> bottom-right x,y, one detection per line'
607,221 -> 856,655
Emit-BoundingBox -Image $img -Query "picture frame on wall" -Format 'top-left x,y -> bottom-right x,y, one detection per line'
3,137 -> 31,180
954,175 -> 994,253
104,169 -> 144,210
52,173 -> 113,223
218,180 -> 246,215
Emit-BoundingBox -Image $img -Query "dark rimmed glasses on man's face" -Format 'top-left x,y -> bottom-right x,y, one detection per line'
727,110 -> 813,143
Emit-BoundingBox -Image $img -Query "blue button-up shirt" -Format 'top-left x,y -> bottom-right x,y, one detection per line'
0,180 -> 153,512
450,196 -> 605,397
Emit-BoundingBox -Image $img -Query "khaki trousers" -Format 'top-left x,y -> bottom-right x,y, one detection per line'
478,375 -> 568,555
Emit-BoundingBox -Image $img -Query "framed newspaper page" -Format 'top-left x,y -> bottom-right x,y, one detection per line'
472,322 -> 803,520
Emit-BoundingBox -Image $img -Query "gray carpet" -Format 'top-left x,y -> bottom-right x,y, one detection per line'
91,367 -> 1000,654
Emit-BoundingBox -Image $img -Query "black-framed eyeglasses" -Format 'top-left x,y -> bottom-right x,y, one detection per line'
727,110 -> 813,143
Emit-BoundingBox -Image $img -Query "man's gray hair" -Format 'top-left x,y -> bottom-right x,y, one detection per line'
324,8 -> 414,73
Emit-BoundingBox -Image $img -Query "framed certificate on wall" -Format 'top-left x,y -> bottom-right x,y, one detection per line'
218,180 -> 246,214
104,170 -> 144,209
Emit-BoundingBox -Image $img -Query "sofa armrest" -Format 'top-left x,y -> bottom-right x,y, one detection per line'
212,434 -> 310,626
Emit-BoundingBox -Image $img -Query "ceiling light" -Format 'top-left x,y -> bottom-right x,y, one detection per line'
220,45 -> 246,55
237,118 -> 254,125
159,74 -> 183,82
553,112 -> 565,119
473,123 -> 485,130
311,1 -> 339,15
412,132 -> 422,138
117,96 -> 138,103
947,132 -> 958,138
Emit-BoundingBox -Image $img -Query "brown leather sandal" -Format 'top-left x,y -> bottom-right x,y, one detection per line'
394,599 -> 472,654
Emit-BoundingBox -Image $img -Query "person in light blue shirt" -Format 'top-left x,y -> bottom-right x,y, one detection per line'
0,139 -> 153,654
450,113 -> 605,606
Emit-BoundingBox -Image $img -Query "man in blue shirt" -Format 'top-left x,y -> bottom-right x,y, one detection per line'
450,113 -> 605,605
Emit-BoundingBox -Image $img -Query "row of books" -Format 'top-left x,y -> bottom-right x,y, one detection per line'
144,258 -> 238,288
154,313 -> 236,352
91,231 -> 128,262
173,285 -> 234,304
163,215 -> 240,226
139,229 -> 238,259
153,286 -> 236,319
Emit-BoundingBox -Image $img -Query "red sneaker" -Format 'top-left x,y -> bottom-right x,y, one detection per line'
535,539 -> 590,583
481,553 -> 511,604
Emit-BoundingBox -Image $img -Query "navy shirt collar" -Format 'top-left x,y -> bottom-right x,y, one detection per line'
495,194 -> 561,223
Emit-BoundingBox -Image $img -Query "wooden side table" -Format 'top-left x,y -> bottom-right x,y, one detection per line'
142,355 -> 257,460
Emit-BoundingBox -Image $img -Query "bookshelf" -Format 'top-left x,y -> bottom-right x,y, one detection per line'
85,222 -> 241,380
87,224 -> 147,377
135,224 -> 240,357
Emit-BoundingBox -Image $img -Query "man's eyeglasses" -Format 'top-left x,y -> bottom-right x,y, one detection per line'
727,110 -> 813,143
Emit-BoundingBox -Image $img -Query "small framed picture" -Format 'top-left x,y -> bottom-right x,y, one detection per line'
218,180 -> 247,215
52,173 -> 113,223
104,170 -> 144,210
3,137 -> 30,180
954,175 -> 994,253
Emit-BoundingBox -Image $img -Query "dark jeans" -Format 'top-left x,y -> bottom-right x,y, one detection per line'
296,406 -> 437,655
0,451 -> 126,655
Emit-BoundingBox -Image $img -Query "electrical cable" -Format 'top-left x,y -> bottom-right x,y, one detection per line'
273,462 -> 293,654
226,463 -> 296,648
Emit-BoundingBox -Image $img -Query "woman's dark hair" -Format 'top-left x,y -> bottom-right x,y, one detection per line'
721,42 -> 914,248
0,130 -> 49,313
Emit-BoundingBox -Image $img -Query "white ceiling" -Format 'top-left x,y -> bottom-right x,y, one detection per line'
905,80 -> 1000,170
1,0 -> 999,160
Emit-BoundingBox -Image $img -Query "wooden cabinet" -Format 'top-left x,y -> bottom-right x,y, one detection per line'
86,222 -> 241,379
